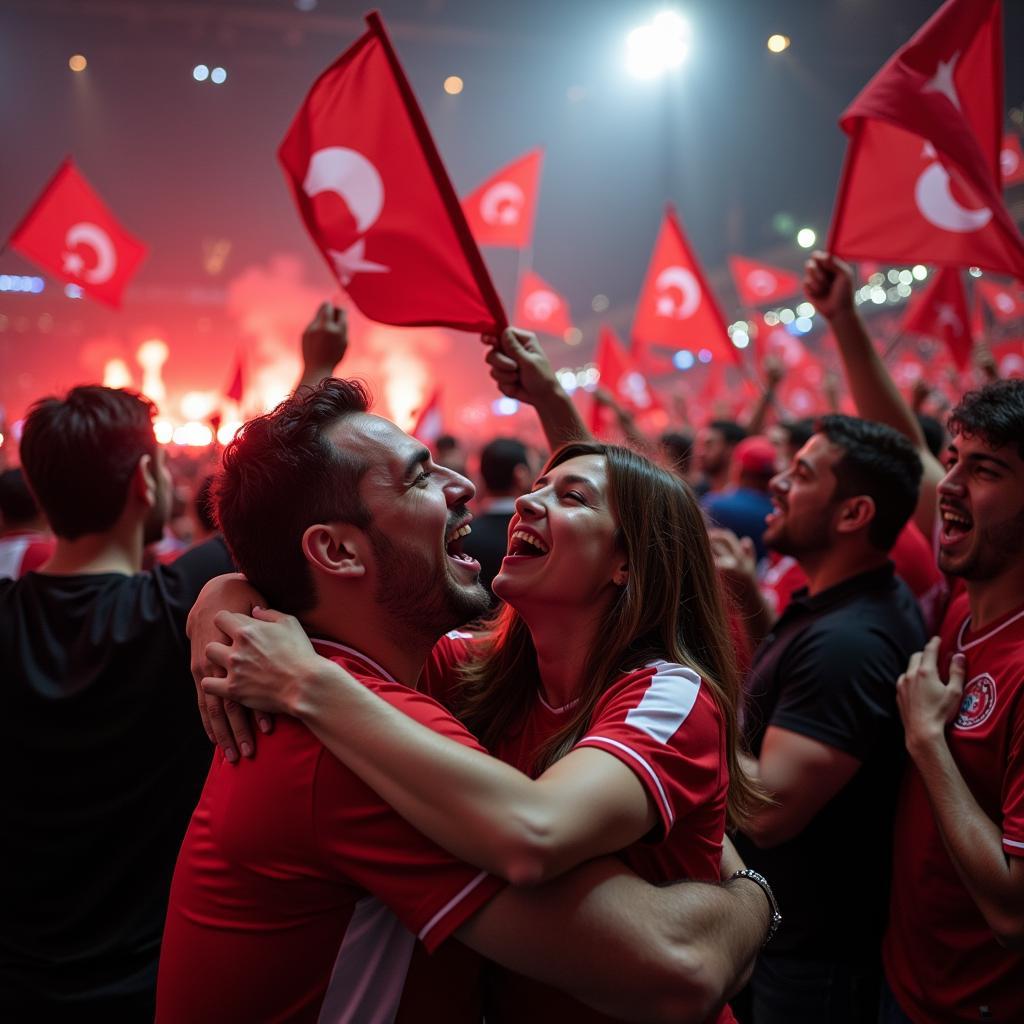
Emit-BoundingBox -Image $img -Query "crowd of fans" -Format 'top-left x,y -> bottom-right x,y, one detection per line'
1,252 -> 1022,1024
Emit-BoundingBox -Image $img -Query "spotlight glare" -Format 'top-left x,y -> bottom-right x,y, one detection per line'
210,67 -> 227,84
767,34 -> 790,54
69,54 -> 88,72
796,227 -> 817,249
626,11 -> 691,79
443,75 -> 464,95
193,64 -> 209,82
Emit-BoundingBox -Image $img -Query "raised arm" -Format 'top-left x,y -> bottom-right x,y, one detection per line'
742,357 -> 784,436
296,301 -> 349,390
459,856 -> 774,1023
483,326 -> 593,450
804,252 -> 944,538
202,609 -> 658,885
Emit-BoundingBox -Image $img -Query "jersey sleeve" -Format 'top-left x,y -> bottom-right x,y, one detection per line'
311,670 -> 506,951
1002,695 -> 1024,858
573,662 -> 726,839
419,630 -> 484,711
769,625 -> 903,761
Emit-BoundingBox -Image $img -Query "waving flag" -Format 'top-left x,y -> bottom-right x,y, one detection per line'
977,279 -> 1024,321
729,255 -> 802,308
828,0 -> 1024,281
901,267 -> 973,368
514,269 -> 572,337
411,389 -> 443,445
7,158 -> 147,308
632,206 -> 737,371
1002,134 -> 1024,186
590,325 -> 663,437
278,12 -> 505,333
462,149 -> 543,249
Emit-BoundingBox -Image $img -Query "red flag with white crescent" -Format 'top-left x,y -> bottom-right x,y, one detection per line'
991,339 -> 1024,378
411,389 -> 443,445
828,0 -> 1024,281
514,269 -> 572,338
590,325 -> 663,437
462,149 -> 543,249
900,267 -> 974,369
1002,134 -> 1024,186
977,278 -> 1024,321
632,206 -> 738,371
278,13 -> 506,333
728,255 -> 802,308
7,158 -> 147,308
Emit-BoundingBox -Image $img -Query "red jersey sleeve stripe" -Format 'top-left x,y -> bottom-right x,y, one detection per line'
1003,836 -> 1024,855
417,870 -> 494,951
576,735 -> 675,829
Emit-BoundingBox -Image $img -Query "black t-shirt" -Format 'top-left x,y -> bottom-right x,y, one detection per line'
0,538 -> 234,1016
735,563 -> 926,961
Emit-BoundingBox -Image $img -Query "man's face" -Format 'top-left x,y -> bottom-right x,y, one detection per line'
763,433 -> 844,557
696,427 -> 729,478
334,415 -> 490,638
937,431 -> 1024,581
142,446 -> 173,546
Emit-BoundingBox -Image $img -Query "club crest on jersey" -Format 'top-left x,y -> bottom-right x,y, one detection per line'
955,673 -> 997,730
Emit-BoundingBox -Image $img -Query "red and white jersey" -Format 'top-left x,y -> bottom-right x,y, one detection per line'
422,633 -> 735,1024
0,530 -> 54,578
883,591 -> 1024,1023
156,640 -> 504,1024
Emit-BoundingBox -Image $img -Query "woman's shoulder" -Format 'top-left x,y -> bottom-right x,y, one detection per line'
594,659 -> 722,731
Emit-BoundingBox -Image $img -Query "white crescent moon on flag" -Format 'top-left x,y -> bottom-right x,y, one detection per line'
655,266 -> 701,319
746,269 -> 777,297
524,289 -> 560,320
914,162 -> 992,233
1002,147 -> 1020,178
480,181 -> 524,226
303,147 -> 384,234
64,222 -> 117,284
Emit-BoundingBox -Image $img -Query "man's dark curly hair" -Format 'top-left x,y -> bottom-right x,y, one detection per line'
948,379 -> 1024,461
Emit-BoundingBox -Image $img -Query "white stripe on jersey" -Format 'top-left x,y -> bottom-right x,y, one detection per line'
317,896 -> 415,1024
623,660 -> 702,743
579,735 -> 675,828
418,869 -> 490,944
1005,837 -> 1024,850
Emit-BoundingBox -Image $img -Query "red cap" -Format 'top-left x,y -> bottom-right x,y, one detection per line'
734,436 -> 778,477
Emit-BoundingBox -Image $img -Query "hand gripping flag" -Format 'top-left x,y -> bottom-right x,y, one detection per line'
462,149 -> 543,249
514,269 -> 572,338
7,158 -> 147,308
728,255 -> 803,308
901,267 -> 974,369
590,325 -> 663,437
828,0 -> 1024,281
632,205 -> 738,371
278,12 -> 506,333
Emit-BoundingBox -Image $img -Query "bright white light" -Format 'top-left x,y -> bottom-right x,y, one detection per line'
794,316 -> 813,333
887,269 -> 900,283
625,11 -> 691,79
871,287 -> 887,304
217,421 -> 243,446
896,283 -> 912,298
582,367 -> 600,388
180,391 -> 216,421
211,67 -> 227,84
764,311 -> 780,326
557,369 -> 578,393
912,265 -> 928,280
173,422 -> 214,447
796,228 -> 816,249
674,349 -> 695,370
796,301 -> 815,317
766,34 -> 791,54
193,64 -> 209,82
732,331 -> 750,349
153,419 -> 174,445
898,270 -> 913,285
492,397 -> 520,416
779,308 -> 795,324
968,266 -> 982,278
64,283 -> 83,299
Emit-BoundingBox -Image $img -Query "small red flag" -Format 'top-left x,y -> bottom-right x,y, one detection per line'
728,255 -> 802,308
828,0 -> 1024,281
411,389 -> 443,445
632,206 -> 738,371
977,279 -> 1024,322
1002,134 -> 1024,186
224,355 -> 245,403
991,340 -> 1024,378
514,269 -> 572,338
590,325 -> 663,437
278,13 -> 505,333
7,158 -> 147,308
901,267 -> 974,369
462,149 -> 543,249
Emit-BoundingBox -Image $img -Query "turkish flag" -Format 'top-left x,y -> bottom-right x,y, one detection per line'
7,158 -> 147,308
1002,134 -> 1024,186
729,255 -> 802,307
514,269 -> 572,338
462,149 -> 543,249
411,389 -> 443,445
992,339 -> 1024,378
977,278 -> 1024,321
828,0 -> 1024,281
901,267 -> 973,369
590,325 -> 663,437
632,205 -> 738,371
278,13 -> 505,333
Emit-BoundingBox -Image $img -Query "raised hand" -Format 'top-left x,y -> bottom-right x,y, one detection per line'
803,251 -> 854,322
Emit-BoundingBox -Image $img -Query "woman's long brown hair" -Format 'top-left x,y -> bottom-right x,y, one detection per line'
456,441 -> 764,830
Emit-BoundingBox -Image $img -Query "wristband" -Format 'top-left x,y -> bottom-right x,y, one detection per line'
729,868 -> 781,946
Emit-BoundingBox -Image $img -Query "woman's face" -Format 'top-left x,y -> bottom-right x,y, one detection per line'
492,454 -> 625,613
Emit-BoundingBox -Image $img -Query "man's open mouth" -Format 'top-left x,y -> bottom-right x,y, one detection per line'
940,506 -> 973,546
445,522 -> 475,562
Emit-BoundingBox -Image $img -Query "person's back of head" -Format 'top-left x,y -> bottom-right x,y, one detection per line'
215,378 -> 373,615
19,386 -> 158,541
193,474 -> 219,538
710,419 -> 748,448
479,437 -> 530,496
0,468 -> 44,532
818,414 -> 923,552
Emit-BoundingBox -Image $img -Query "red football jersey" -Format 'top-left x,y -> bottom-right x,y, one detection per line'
421,634 -> 736,1024
156,640 -> 504,1024
883,591 -> 1024,1022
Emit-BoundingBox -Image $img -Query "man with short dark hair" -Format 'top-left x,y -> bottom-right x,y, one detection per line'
463,436 -> 532,598
734,414 -> 927,1024
695,419 -> 747,497
0,467 -> 54,577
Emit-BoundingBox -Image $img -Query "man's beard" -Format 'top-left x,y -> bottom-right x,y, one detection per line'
940,506 -> 1024,581
765,512 -> 832,560
369,525 -> 490,645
